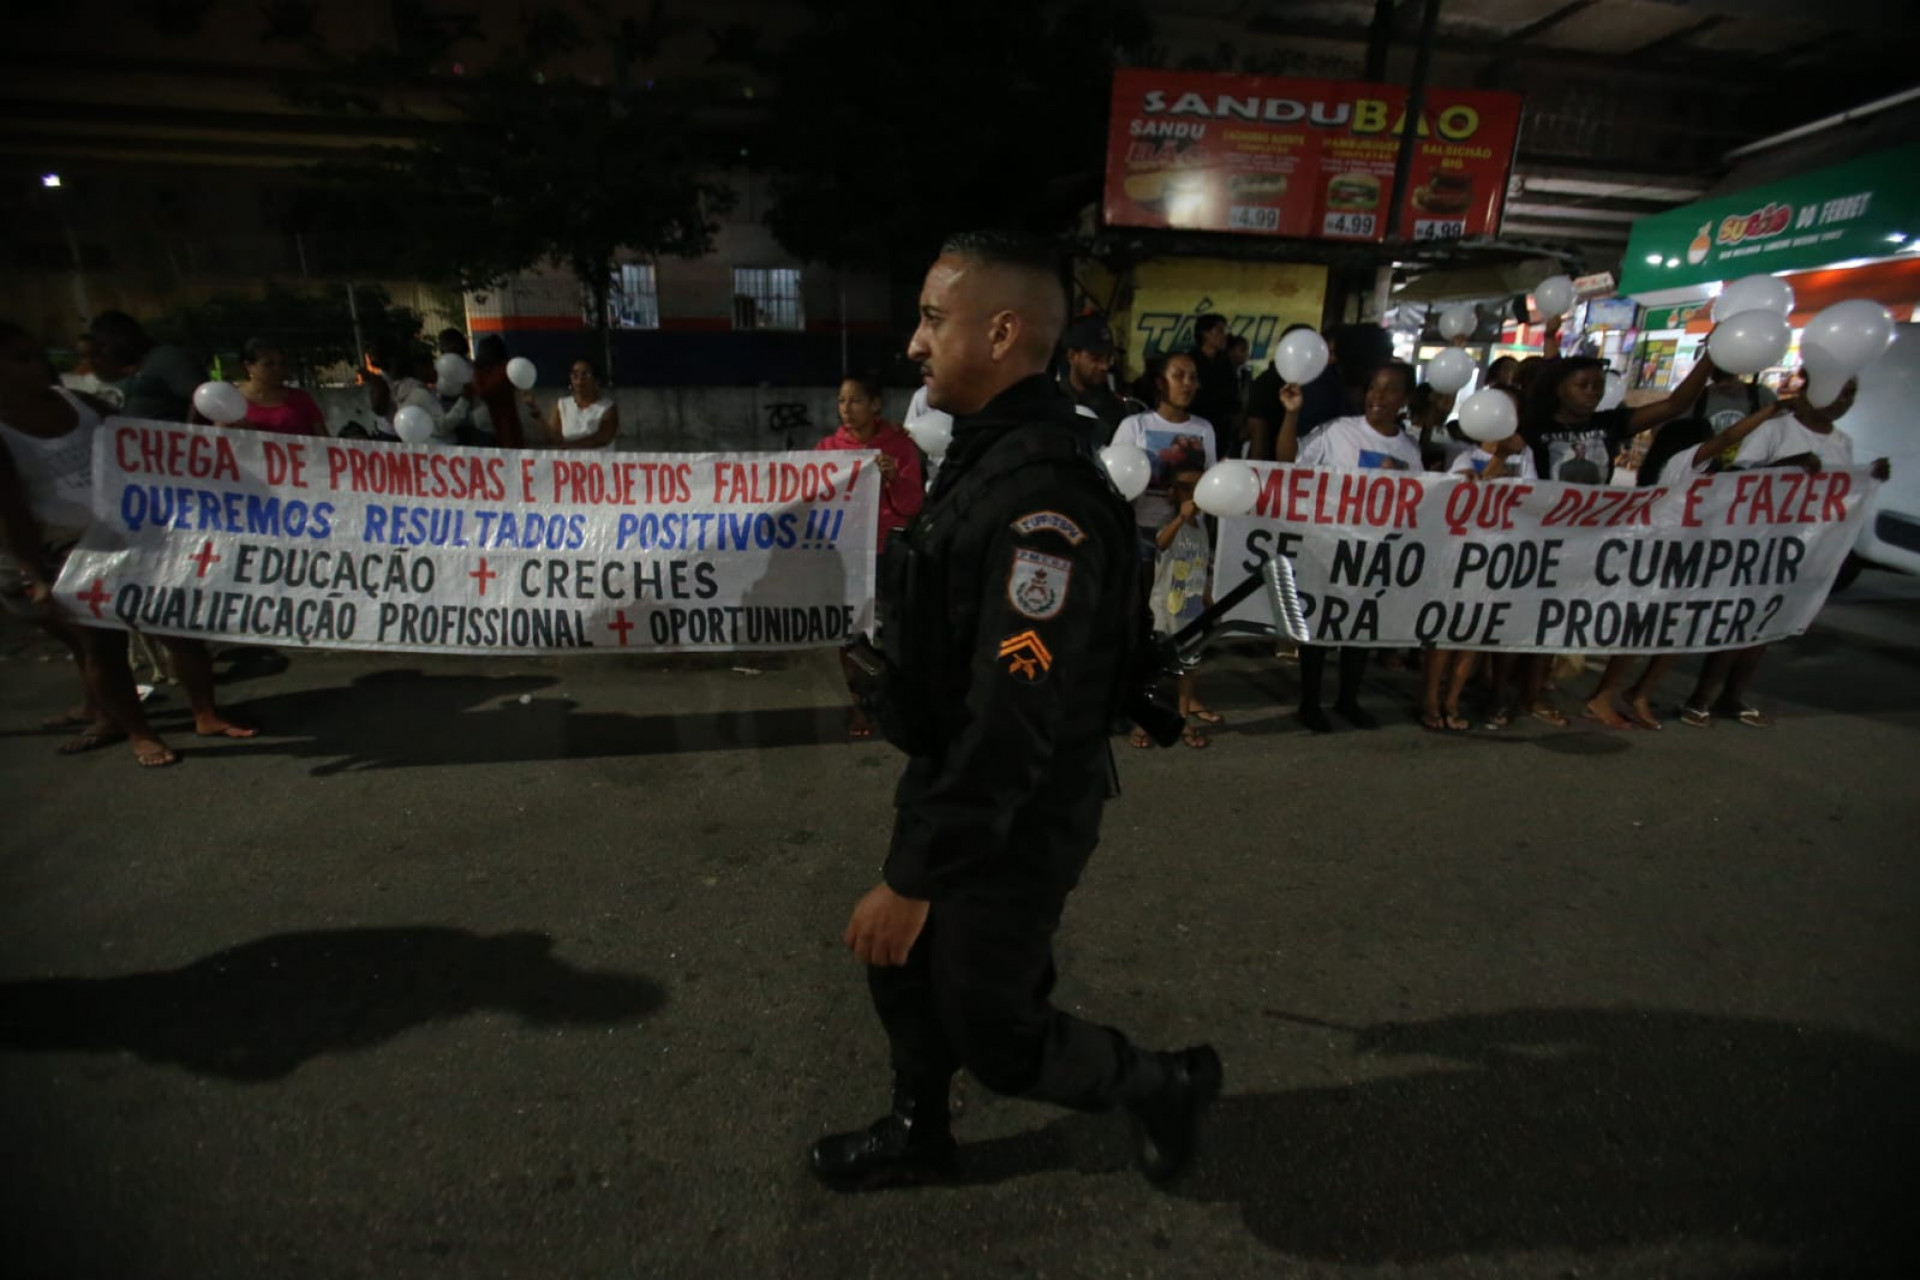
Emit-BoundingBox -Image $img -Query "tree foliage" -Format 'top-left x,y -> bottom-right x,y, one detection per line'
153,283 -> 422,387
746,0 -> 1154,272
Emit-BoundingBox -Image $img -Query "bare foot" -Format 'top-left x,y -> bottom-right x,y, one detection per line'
132,737 -> 179,768
1582,696 -> 1633,730
194,714 -> 258,739
1625,697 -> 1664,731
58,722 -> 124,755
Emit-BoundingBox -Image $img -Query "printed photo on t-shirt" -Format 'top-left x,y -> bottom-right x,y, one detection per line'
1545,432 -> 1610,484
1357,448 -> 1412,471
1142,427 -> 1210,495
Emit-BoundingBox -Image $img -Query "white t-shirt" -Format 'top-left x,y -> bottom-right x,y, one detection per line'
1112,411 -> 1217,529
1734,414 -> 1855,471
1297,415 -> 1423,473
0,389 -> 103,541
558,396 -> 615,449
1448,445 -> 1538,480
1656,445 -> 1714,488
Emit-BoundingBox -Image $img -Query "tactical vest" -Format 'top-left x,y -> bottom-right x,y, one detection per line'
869,424 -> 1144,757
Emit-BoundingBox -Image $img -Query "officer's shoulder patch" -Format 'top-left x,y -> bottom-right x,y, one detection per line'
1010,510 -> 1086,546
1008,547 -> 1071,621
998,630 -> 1054,682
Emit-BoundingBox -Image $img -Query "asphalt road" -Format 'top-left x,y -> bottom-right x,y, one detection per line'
3,574 -> 1918,1279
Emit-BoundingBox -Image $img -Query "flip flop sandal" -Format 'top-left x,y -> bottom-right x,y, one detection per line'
1732,705 -> 1773,728
1678,704 -> 1712,728
1527,706 -> 1569,728
1188,709 -> 1225,725
1625,709 -> 1663,732
1181,727 -> 1210,749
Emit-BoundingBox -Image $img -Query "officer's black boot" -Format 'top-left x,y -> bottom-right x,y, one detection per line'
1122,1044 -> 1223,1185
808,1078 -> 957,1191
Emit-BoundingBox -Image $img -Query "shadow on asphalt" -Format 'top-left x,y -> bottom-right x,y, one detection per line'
955,1008 -> 1917,1271
0,927 -> 666,1081
151,669 -> 850,772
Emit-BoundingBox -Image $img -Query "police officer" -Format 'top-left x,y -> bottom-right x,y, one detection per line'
1058,313 -> 1144,435
810,230 -> 1221,1190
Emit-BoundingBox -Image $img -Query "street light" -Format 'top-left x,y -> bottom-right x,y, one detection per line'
41,173 -> 61,188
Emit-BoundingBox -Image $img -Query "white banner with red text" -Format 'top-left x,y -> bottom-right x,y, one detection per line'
1211,462 -> 1877,652
52,419 -> 879,655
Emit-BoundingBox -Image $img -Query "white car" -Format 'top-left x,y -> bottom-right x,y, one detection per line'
1837,322 -> 1920,582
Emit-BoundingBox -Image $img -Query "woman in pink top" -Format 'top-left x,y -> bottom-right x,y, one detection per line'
235,338 -> 326,437
813,374 -> 922,551
814,374 -> 921,739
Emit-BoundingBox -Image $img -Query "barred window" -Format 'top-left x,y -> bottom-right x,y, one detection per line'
732,267 -> 804,331
598,263 -> 659,330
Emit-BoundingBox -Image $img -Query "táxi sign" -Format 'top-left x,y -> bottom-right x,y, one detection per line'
1103,68 -> 1522,244
1619,145 -> 1920,293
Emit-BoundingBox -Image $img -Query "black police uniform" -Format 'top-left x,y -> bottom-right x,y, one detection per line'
815,373 -> 1220,1187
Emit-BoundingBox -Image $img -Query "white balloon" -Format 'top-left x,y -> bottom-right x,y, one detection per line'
192,380 -> 248,425
1273,328 -> 1329,385
1712,274 -> 1794,322
1099,443 -> 1151,501
1437,303 -> 1477,341
1425,346 -> 1476,395
1193,460 -> 1260,517
1532,274 -> 1575,318
1597,368 -> 1626,412
434,353 -> 470,392
1456,388 -> 1518,443
905,412 -> 953,459
393,405 -> 436,444
506,356 -> 538,390
1801,299 -> 1896,377
1707,309 -> 1793,376
1801,341 -> 1853,410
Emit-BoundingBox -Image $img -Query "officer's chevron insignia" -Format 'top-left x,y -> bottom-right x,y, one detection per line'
998,630 -> 1053,682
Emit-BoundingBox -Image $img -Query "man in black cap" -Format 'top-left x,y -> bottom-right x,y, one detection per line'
1058,313 -> 1143,436
811,229 -> 1221,1192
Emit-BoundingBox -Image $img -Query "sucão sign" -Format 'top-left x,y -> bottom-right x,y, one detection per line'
1102,68 -> 1523,243
1619,145 -> 1920,294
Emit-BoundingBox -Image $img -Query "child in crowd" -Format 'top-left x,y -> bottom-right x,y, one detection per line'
1273,360 -> 1421,732
1520,354 -> 1714,727
1422,394 -> 1535,730
1131,468 -> 1213,749
1678,378 -> 1890,728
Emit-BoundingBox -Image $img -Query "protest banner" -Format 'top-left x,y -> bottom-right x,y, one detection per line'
52,420 -> 880,656
1211,463 -> 1878,653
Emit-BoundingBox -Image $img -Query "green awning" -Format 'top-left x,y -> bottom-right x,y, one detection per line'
1618,145 -> 1920,295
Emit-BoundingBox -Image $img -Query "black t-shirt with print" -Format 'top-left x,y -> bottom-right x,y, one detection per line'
1523,406 -> 1636,485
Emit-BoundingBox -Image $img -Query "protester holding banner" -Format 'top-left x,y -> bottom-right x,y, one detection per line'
1522,354 -> 1716,729
817,372 -> 922,740
230,338 -> 326,438
1112,352 -> 1217,571
1678,380 -> 1890,729
1275,360 -> 1420,732
0,324 -> 254,767
470,336 -> 527,449
1423,407 -> 1534,730
545,359 -> 621,450
87,311 -> 202,423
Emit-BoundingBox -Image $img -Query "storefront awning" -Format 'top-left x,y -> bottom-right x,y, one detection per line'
1618,144 -> 1920,296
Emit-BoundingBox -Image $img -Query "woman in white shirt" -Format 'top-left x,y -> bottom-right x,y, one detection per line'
546,359 -> 620,450
1271,360 -> 1419,731
1679,379 -> 1890,728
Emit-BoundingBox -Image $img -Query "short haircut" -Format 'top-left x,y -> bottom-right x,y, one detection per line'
1195,314 -> 1228,341
840,370 -> 883,399
89,309 -> 151,365
938,229 -> 1068,335
241,336 -> 280,366
437,327 -> 469,356
1371,359 -> 1417,395
1227,334 -> 1250,353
